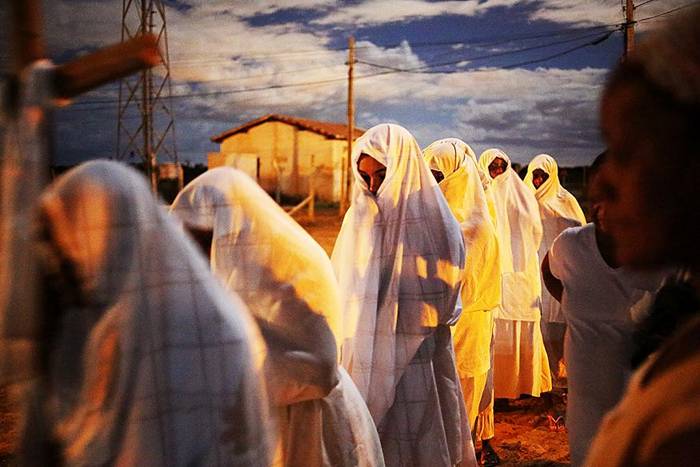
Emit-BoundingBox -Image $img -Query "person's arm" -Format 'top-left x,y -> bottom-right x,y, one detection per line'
541,252 -> 563,303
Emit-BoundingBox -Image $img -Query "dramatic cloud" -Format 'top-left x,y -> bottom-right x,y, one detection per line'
313,0 -> 521,26
2,0 -> 632,166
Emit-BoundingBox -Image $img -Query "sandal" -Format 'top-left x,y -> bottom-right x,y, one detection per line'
480,442 -> 501,466
547,414 -> 566,432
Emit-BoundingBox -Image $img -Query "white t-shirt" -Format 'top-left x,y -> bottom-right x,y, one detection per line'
548,223 -> 665,467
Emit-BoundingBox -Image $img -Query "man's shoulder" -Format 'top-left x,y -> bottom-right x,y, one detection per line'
554,222 -> 592,248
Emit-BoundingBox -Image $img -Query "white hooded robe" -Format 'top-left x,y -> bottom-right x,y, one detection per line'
332,124 -> 474,466
478,149 -> 552,399
171,167 -> 384,467
23,161 -> 272,466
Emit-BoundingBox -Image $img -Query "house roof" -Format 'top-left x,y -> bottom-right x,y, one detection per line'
211,113 -> 366,143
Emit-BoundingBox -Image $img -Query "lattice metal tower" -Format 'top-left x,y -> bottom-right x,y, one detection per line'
117,0 -> 179,192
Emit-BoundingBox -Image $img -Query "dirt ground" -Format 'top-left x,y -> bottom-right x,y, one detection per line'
297,206 -> 571,466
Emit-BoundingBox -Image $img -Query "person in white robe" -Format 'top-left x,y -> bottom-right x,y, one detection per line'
8,160 -> 272,466
332,123 -> 475,467
542,156 -> 667,466
459,140 -> 501,456
524,154 -> 586,390
478,149 -> 552,400
424,138 -> 503,466
170,167 -> 384,467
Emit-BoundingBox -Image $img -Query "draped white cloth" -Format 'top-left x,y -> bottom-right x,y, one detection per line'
478,149 -> 551,398
524,154 -> 586,323
424,138 -> 501,323
479,149 -> 543,322
424,138 -> 502,438
332,124 -> 472,466
171,167 -> 384,467
32,161 -> 272,466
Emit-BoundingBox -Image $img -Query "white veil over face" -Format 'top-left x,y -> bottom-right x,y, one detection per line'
524,153 -> 586,322
479,149 -> 543,321
170,167 -> 339,405
331,123 -> 465,424
36,161 -> 271,466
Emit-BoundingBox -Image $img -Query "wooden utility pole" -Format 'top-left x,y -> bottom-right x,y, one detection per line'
623,0 -> 635,60
340,36 -> 355,215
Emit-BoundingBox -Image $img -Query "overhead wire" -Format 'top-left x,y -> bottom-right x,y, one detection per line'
634,0 -> 663,8
161,22 -> 624,67
636,1 -> 700,20
65,27 -> 619,113
356,28 -> 618,74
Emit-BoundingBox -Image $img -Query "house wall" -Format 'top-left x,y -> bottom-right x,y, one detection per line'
213,121 -> 343,202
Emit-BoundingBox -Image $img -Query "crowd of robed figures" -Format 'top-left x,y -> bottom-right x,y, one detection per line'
2,7 -> 699,467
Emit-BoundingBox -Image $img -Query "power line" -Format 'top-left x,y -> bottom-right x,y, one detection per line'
61,27 -> 620,113
637,1 -> 700,21
155,23 -> 625,66
357,28 -> 617,74
71,27 -> 615,96
635,0 -> 662,8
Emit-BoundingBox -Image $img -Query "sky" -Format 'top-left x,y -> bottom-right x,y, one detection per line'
0,0 -> 693,166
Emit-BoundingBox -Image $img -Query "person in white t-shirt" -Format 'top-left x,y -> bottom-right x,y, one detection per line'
541,153 -> 666,467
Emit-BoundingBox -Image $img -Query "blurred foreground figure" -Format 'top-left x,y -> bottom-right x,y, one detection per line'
332,124 -> 474,466
541,154 -> 665,466
23,161 -> 271,466
525,154 -> 586,392
423,138 -> 501,466
477,149 -> 551,401
584,7 -> 700,467
171,167 -> 384,467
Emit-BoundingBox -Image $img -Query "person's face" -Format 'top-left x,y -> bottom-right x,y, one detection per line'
357,154 -> 387,196
598,82 -> 675,267
532,168 -> 549,189
431,169 -> 445,184
488,157 -> 507,179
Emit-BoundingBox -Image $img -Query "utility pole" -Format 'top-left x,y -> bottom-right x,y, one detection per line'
340,36 -> 355,215
142,2 -> 155,192
623,0 -> 635,60
117,0 -> 180,194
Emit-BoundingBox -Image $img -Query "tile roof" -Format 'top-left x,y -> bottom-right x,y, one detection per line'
211,113 -> 366,143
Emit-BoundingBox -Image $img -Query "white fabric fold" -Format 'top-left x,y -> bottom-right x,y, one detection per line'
479,149 -> 543,321
35,160 -> 271,466
171,167 -> 384,467
332,124 -> 469,466
424,138 -> 502,317
525,154 -> 586,323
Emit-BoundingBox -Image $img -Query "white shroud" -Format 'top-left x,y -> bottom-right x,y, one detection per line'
171,167 -> 384,467
332,124 -> 473,466
524,153 -> 586,324
478,149 -> 552,399
34,161 -> 272,466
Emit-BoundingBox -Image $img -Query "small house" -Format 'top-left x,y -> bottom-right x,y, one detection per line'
209,114 -> 365,202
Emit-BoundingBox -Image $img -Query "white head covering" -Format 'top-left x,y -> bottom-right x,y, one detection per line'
170,167 -> 339,406
524,154 -> 586,225
33,161 -> 271,466
424,138 -> 502,313
524,154 -> 586,322
479,149 -> 543,321
331,123 -> 465,423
